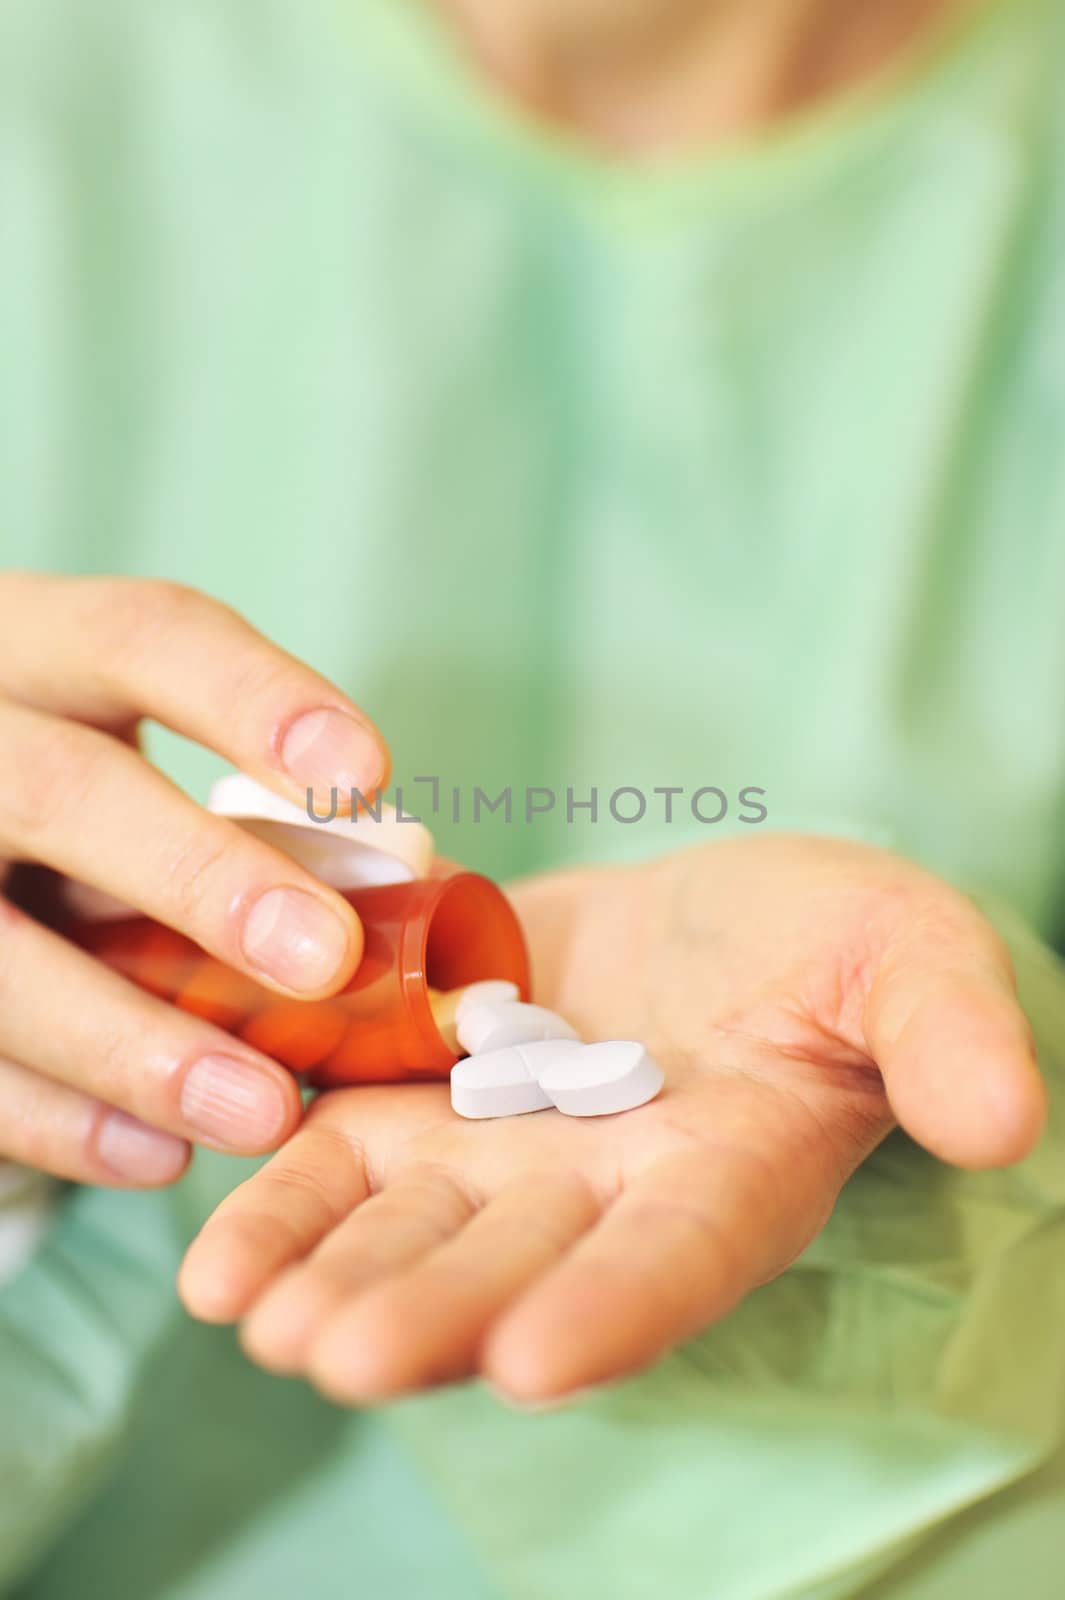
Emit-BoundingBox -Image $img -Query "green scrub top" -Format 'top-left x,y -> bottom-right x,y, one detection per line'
3,0 -> 1065,1594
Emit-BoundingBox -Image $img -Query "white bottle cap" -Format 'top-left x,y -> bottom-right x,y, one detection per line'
63,772 -> 436,921
206,772 -> 435,889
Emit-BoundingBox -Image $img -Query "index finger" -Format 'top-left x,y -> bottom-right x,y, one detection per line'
177,1083 -> 449,1322
177,1107 -> 375,1323
0,573 -> 389,812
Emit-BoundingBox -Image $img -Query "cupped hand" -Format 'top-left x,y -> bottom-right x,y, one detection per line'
179,834 -> 1046,1404
0,572 -> 388,1185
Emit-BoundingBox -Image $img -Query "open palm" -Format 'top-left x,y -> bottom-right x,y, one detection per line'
179,835 -> 1044,1404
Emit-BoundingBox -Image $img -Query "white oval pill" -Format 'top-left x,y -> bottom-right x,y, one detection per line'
536,1041 -> 664,1117
458,1000 -> 581,1057
450,1039 -> 582,1119
454,980 -> 521,1029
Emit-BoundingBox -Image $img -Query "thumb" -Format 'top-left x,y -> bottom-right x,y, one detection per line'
863,902 -> 1047,1169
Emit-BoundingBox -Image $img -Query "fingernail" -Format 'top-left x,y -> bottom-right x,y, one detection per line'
486,1383 -> 582,1414
242,886 -> 353,992
180,1053 -> 291,1151
96,1111 -> 189,1184
485,1376 -> 602,1412
281,708 -> 384,802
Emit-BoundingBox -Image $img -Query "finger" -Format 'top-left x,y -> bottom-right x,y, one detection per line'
242,1164 -> 482,1379
298,1172 -> 601,1401
0,901 -> 301,1156
0,573 -> 388,809
864,902 -> 1047,1168
0,700 -> 362,997
178,1113 -> 373,1323
0,1055 -> 190,1186
483,1143 -> 825,1403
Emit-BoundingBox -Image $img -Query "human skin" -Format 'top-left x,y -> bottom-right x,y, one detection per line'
0,573 -> 388,1185
179,834 -> 1046,1404
0,0 -> 1012,1380
430,0 -> 976,155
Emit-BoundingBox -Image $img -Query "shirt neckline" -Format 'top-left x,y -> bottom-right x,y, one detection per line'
344,0 -> 1043,226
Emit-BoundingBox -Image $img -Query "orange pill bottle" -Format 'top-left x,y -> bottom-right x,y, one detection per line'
62,778 -> 530,1088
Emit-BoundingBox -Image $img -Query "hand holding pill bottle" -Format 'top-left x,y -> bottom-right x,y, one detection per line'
0,574 -> 408,1186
